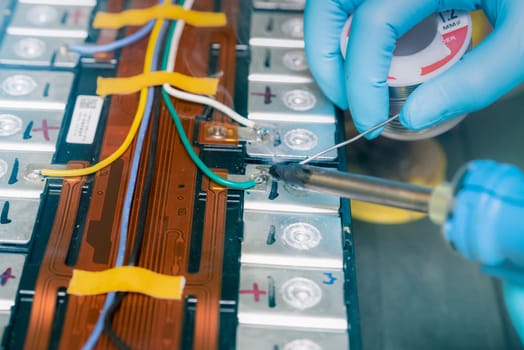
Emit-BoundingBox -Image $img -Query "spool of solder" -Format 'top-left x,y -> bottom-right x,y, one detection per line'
340,10 -> 472,140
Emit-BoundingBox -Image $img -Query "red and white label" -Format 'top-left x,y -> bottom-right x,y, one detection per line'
340,10 -> 472,87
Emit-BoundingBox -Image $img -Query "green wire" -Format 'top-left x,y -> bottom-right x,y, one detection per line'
161,21 -> 256,190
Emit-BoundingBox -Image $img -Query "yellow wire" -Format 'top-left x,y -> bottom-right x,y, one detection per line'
41,15 -> 164,177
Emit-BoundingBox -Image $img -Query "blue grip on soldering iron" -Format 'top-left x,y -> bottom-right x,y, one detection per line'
444,160 -> 524,284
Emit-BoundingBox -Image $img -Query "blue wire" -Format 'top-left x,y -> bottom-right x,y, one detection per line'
81,92 -> 154,350
81,15 -> 168,350
68,21 -> 154,55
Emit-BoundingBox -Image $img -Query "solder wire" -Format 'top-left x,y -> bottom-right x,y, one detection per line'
161,5 -> 256,190
81,11 -> 167,350
299,114 -> 401,165
68,20 -> 154,55
162,0 -> 255,128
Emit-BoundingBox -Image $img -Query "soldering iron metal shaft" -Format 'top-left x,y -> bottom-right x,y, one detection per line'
270,163 -> 433,213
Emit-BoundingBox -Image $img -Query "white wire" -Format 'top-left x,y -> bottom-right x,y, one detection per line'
163,0 -> 256,129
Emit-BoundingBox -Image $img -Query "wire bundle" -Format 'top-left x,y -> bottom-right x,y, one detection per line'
72,1 -> 258,349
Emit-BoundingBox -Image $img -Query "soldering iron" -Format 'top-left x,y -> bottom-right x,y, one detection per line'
269,161 -> 524,284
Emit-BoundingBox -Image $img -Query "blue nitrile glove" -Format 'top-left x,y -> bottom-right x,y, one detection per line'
304,0 -> 524,138
443,160 -> 524,341
505,281 -> 524,342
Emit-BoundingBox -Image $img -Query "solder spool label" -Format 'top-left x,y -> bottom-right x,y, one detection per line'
340,10 -> 472,87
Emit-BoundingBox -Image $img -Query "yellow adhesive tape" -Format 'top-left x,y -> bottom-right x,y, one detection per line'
97,71 -> 219,96
93,5 -> 227,29
67,266 -> 185,300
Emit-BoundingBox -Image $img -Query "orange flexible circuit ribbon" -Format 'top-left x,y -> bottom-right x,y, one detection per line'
97,72 -> 219,96
67,267 -> 185,300
93,5 -> 227,29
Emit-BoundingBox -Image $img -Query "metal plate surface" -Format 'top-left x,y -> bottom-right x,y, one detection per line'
236,325 -> 349,350
246,120 -> 336,160
252,0 -> 305,11
238,266 -> 347,330
0,35 -> 80,67
250,12 -> 304,48
241,211 -> 343,269
8,3 -> 93,38
0,197 -> 39,244
249,47 -> 313,84
0,253 -> 25,311
0,69 -> 74,110
0,312 -> 9,340
0,108 -> 64,152
0,151 -> 51,198
0,2 -> 11,32
248,82 -> 335,123
244,165 -> 340,214
19,0 -> 96,5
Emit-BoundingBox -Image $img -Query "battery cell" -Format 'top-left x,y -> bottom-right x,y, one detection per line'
0,35 -> 81,68
248,82 -> 335,124
243,165 -> 340,214
250,12 -> 304,48
0,70 -> 74,110
246,120 -> 337,161
0,197 -> 40,244
0,109 -> 65,152
0,254 -> 25,311
8,3 -> 93,38
249,47 -> 313,84
238,266 -> 347,330
252,0 -> 305,11
241,211 -> 344,269
236,325 -> 349,350
0,151 -> 51,198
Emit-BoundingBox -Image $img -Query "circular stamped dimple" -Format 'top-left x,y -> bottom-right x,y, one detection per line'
0,114 -> 23,137
0,159 -> 8,179
282,50 -> 308,71
282,222 -> 322,250
15,38 -> 46,59
282,90 -> 316,111
26,5 -> 59,26
2,75 -> 37,96
283,0 -> 306,6
281,18 -> 304,38
284,129 -> 318,151
283,339 -> 322,350
281,277 -> 322,310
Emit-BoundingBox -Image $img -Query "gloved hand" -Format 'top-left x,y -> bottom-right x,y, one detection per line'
505,281 -> 524,342
443,160 -> 524,342
304,0 -> 524,138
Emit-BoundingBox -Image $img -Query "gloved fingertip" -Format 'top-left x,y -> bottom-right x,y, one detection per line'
401,94 -> 443,130
353,120 -> 384,139
503,280 -> 524,342
335,98 -> 349,110
363,128 -> 384,140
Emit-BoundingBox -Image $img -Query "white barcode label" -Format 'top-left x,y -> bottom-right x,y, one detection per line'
66,95 -> 104,144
